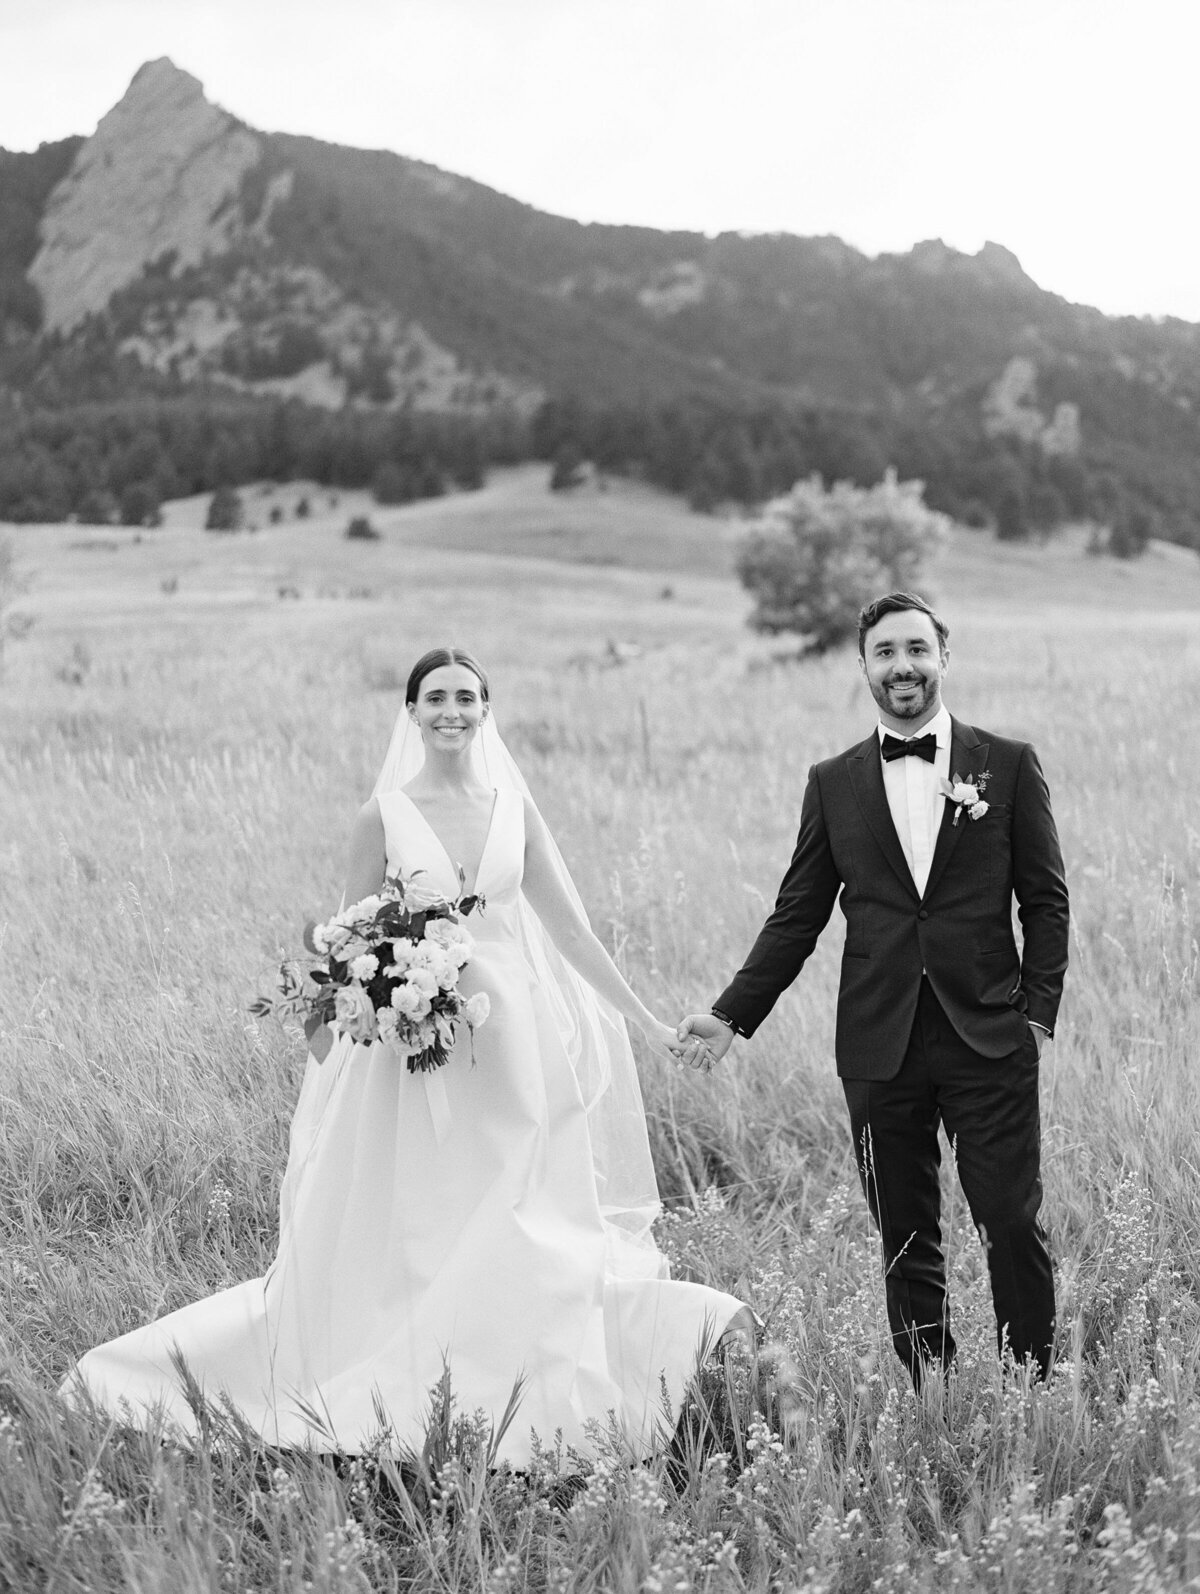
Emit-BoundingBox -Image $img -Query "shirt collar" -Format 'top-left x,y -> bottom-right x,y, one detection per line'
876,704 -> 952,747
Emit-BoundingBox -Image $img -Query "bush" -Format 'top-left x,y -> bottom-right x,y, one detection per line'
75,488 -> 118,526
205,485 -> 243,532
373,461 -> 418,506
995,485 -> 1029,542
118,481 -> 162,527
1107,501 -> 1154,560
549,443 -> 587,492
736,471 -> 949,653
345,515 -> 380,541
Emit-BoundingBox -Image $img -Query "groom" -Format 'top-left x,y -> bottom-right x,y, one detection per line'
678,591 -> 1069,1385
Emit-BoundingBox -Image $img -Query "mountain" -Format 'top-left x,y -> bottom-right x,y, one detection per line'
3,57 -> 1200,548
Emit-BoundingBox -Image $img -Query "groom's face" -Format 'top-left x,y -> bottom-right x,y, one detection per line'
859,609 -> 948,730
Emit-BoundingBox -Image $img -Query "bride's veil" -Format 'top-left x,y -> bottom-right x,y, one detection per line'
371,708 -> 667,1278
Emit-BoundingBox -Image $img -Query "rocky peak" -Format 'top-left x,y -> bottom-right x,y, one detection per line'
28,58 -> 264,333
976,240 -> 1033,288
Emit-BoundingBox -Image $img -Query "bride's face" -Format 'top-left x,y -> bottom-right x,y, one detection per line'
408,663 -> 488,754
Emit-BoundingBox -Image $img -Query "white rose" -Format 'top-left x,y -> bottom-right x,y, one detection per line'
376,1006 -> 399,1044
408,966 -> 439,999
350,953 -> 379,982
384,939 -> 415,972
969,800 -> 989,821
391,982 -> 432,1019
333,984 -> 377,1044
415,946 -> 456,989
425,917 -> 470,951
950,782 -> 979,805
403,879 -> 450,912
463,992 -> 491,1029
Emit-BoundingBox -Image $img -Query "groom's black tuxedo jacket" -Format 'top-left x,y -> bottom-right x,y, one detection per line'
715,717 -> 1069,1080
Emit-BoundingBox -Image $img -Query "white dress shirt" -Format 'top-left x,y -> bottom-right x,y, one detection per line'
877,704 -> 952,898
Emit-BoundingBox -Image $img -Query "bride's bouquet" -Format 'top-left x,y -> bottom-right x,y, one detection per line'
252,872 -> 490,1073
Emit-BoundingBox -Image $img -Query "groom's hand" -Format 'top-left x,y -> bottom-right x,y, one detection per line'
675,1013 -> 735,1071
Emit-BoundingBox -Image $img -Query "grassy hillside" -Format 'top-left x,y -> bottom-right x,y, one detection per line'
28,462 -> 1200,628
2,473 -> 1200,1589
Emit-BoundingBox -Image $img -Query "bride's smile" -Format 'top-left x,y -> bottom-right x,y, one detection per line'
409,663 -> 488,757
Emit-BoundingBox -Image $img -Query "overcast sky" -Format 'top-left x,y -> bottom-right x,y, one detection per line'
4,0 -> 1198,321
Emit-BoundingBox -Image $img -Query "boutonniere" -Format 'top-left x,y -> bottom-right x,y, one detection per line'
941,770 -> 991,825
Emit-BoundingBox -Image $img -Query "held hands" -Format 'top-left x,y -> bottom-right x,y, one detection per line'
673,1012 -> 735,1074
641,1017 -> 686,1062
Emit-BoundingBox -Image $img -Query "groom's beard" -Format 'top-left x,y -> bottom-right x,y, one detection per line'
872,674 -> 940,721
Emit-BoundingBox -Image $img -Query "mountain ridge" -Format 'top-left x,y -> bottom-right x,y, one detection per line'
2,59 -> 1199,548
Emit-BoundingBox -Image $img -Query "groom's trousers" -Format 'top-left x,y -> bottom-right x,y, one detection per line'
842,975 -> 1055,1385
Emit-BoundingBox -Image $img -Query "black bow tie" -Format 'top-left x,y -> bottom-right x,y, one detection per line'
881,731 -> 937,763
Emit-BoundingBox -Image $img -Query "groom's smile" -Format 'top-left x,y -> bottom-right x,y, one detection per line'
858,608 -> 949,733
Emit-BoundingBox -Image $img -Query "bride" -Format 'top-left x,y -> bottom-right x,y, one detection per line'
65,647 -> 752,1462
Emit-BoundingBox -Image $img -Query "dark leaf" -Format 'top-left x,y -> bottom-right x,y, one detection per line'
305,1016 -> 334,1063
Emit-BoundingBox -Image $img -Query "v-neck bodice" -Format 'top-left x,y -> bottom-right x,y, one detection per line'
390,788 -> 499,899
377,787 -> 524,934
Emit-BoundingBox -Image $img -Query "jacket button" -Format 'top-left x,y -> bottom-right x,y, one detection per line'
918,909 -> 929,920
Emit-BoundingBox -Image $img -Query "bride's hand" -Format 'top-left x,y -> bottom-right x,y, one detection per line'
647,1020 -> 710,1071
643,1017 -> 701,1066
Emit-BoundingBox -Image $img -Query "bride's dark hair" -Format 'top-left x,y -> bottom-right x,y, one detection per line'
405,647 -> 490,705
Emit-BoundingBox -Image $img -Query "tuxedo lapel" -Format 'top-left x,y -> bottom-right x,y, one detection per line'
847,733 -> 920,901
922,718 -> 989,902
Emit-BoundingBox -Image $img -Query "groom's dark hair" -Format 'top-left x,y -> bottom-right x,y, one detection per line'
857,591 -> 949,658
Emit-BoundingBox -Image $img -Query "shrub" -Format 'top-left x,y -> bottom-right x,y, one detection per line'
549,443 -> 587,492
119,481 -> 162,527
0,535 -> 28,675
75,488 -> 118,526
205,485 -> 244,532
373,461 -> 417,506
736,471 -> 949,653
1108,501 -> 1154,560
995,485 -> 1029,542
345,515 -> 380,541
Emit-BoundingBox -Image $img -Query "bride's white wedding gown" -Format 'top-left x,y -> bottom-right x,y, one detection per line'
66,788 -> 745,1461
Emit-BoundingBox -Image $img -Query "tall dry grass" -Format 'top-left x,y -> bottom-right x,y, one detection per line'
2,504 -> 1200,1590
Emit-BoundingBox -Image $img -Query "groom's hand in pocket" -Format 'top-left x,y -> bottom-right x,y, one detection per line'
675,1013 -> 734,1071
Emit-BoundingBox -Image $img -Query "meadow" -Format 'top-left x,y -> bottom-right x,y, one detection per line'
2,466 -> 1200,1592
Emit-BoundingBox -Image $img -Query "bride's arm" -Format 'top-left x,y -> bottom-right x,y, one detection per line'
342,800 -> 387,905
520,797 -> 677,1052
